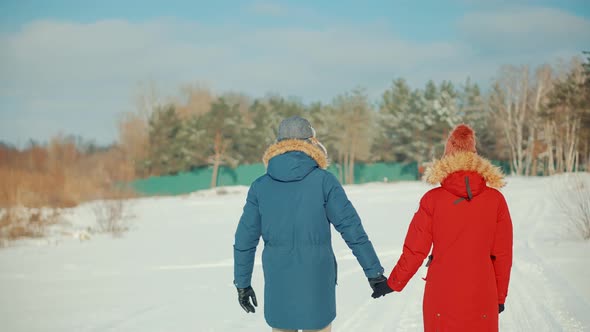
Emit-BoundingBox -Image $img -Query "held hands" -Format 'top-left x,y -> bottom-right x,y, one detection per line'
368,274 -> 394,299
237,286 -> 258,313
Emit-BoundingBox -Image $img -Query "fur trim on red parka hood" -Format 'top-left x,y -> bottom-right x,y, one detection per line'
424,151 -> 505,189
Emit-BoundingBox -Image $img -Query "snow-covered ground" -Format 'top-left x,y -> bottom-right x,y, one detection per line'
1,175 -> 589,331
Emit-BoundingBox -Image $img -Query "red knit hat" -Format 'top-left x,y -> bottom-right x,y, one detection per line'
444,124 -> 477,156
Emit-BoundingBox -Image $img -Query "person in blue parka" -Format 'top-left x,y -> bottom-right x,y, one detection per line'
233,116 -> 391,332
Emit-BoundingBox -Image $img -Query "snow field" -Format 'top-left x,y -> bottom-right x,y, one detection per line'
0,175 -> 589,331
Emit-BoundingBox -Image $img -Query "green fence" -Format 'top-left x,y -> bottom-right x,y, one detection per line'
132,163 -> 266,196
132,162 -> 419,196
131,160 -> 512,196
326,162 -> 419,183
492,160 -> 512,175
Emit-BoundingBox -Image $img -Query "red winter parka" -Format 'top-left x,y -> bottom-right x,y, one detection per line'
388,152 -> 513,332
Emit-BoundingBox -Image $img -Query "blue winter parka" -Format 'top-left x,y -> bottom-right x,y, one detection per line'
233,139 -> 384,330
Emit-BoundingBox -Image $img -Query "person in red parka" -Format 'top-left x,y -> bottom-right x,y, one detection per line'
372,124 -> 513,332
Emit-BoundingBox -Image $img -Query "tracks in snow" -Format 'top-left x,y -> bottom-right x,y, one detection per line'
501,187 -> 586,332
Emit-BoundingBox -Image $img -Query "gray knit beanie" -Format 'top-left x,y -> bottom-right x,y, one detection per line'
277,116 -> 315,141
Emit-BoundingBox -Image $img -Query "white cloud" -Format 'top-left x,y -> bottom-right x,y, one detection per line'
248,1 -> 288,17
0,11 -> 585,144
0,19 -> 468,96
245,1 -> 318,18
458,7 -> 590,54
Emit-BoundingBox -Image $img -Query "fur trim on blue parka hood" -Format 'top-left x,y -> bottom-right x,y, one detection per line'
262,139 -> 328,182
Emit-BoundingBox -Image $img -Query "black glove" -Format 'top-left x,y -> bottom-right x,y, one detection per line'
369,274 -> 394,299
499,304 -> 505,314
237,286 -> 258,313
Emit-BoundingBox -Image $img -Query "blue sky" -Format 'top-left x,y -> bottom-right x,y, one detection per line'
1,0 -> 589,145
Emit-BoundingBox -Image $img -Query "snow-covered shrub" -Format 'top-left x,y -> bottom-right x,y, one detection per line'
556,174 -> 590,240
91,200 -> 131,237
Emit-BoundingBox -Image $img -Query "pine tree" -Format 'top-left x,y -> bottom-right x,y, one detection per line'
177,114 -> 208,169
436,81 -> 460,128
408,89 -> 431,163
238,100 -> 278,164
145,105 -> 184,175
266,95 -> 306,119
373,78 -> 413,162
376,79 -> 464,163
459,79 -> 495,158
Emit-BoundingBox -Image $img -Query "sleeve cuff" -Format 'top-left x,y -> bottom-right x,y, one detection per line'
387,277 -> 405,292
234,280 -> 250,289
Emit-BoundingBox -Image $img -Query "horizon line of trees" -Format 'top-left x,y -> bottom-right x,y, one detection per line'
3,53 -> 589,188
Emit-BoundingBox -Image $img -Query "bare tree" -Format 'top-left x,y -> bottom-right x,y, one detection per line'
202,99 -> 241,188
176,83 -> 215,118
490,65 -> 552,176
118,80 -> 163,177
119,113 -> 149,177
525,65 -> 553,176
544,58 -> 586,174
331,89 -> 373,184
135,80 -> 161,122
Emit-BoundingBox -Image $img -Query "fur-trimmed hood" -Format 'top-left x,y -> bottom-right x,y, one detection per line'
424,151 -> 505,189
263,139 -> 328,169
262,139 -> 328,182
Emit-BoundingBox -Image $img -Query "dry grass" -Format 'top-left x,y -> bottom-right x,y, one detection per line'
0,137 -> 137,244
0,208 -> 60,245
1,168 -> 77,208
